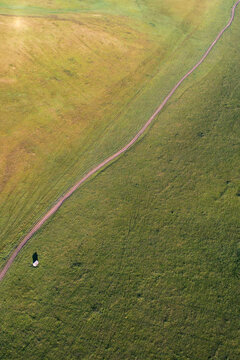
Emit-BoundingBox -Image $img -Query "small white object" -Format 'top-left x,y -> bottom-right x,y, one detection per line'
33,260 -> 39,267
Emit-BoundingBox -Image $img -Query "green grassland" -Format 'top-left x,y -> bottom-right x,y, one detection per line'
0,0 -> 233,269
0,0 -> 240,359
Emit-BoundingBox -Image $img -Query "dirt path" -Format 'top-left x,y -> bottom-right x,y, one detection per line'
1,0 -> 240,282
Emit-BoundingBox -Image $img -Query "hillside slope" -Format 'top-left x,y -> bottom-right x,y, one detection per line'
0,0 -> 234,268
0,1 -> 240,359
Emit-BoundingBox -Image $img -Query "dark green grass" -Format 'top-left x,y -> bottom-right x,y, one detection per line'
0,4 -> 240,359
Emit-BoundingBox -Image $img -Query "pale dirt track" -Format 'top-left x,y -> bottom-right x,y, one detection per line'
1,0 -> 240,281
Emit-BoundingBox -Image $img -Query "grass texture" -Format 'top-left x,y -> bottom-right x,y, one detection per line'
0,0 -> 240,359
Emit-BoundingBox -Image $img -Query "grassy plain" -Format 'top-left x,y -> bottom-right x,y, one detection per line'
0,0 -> 240,359
0,0 -> 233,268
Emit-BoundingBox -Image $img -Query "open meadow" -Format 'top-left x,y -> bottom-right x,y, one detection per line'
0,0 -> 240,359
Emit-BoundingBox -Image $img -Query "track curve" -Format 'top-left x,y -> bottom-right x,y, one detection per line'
1,0 -> 240,281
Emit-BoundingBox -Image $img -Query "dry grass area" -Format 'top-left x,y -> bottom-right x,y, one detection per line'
0,13 -> 152,196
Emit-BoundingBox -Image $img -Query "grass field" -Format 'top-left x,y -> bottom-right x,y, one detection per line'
0,0 -> 233,268
0,0 -> 240,359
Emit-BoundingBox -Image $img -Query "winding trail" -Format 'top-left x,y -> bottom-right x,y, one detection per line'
1,0 -> 240,281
